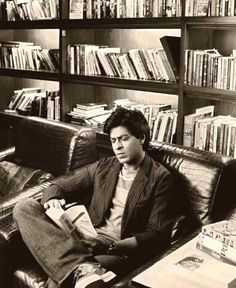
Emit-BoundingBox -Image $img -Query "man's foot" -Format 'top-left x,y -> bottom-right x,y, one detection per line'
74,263 -> 116,288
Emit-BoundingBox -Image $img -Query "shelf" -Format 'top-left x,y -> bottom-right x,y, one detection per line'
185,17 -> 236,29
62,74 -> 179,94
0,68 -> 60,81
0,19 -> 60,29
184,85 -> 236,101
62,17 -> 182,29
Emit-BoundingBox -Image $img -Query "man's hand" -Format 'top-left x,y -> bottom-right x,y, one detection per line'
43,199 -> 66,210
81,237 -> 113,255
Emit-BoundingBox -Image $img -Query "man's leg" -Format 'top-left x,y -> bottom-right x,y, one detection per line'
13,198 -> 95,286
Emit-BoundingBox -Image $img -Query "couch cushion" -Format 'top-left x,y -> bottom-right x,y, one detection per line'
0,161 -> 53,197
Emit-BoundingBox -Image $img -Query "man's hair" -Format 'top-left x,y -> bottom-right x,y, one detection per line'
104,107 -> 150,151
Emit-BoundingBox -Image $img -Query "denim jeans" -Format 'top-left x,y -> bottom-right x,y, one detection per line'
13,199 -> 127,287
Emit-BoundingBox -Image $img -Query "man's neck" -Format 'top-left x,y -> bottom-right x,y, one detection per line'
123,152 -> 145,171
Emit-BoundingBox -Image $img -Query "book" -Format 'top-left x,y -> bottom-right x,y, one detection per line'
45,204 -> 98,239
197,232 -> 236,265
160,36 -> 181,80
201,220 -> 236,249
76,103 -> 108,110
132,236 -> 236,288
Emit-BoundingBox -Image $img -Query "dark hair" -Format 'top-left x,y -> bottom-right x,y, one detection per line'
104,107 -> 150,151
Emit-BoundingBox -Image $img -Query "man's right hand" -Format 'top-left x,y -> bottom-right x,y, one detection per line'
43,199 -> 66,210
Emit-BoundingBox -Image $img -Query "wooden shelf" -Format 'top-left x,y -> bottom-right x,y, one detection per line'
185,16 -> 236,29
62,17 -> 182,29
0,19 -> 60,29
62,74 -> 179,94
0,68 -> 60,81
184,86 -> 236,101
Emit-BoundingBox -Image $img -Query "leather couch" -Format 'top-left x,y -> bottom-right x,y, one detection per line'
0,117 -> 97,208
1,138 -> 236,288
0,117 -> 97,288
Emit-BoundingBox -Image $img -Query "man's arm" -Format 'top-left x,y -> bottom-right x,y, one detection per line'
133,171 -> 177,254
41,161 -> 99,205
114,236 -> 138,255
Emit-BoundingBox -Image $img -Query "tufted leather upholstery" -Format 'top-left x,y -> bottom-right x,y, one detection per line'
148,142 -> 236,224
3,139 -> 236,288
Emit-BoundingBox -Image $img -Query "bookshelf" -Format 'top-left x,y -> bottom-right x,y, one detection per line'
1,1 -> 236,155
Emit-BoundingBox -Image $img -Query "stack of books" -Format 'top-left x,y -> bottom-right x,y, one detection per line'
185,48 -> 236,91
5,87 -> 60,120
67,43 -> 177,82
0,41 -> 59,72
197,219 -> 236,266
69,0 -> 182,19
67,102 -> 112,127
0,0 -> 59,21
112,98 -> 177,144
184,105 -> 236,157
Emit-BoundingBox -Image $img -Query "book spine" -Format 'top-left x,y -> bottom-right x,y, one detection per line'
197,233 -> 236,265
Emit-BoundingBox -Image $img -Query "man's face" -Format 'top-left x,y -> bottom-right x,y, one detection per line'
110,126 -> 144,165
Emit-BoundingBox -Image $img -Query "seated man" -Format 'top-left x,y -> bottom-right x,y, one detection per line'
13,107 -> 177,288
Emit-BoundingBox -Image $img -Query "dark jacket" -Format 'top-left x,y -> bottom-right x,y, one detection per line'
41,154 -> 177,262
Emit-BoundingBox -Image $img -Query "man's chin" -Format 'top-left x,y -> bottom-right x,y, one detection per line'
116,156 -> 128,163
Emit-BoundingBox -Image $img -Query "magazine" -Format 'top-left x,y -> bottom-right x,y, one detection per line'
45,204 -> 98,239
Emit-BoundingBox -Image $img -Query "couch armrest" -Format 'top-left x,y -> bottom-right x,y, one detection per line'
0,182 -> 51,242
0,147 -> 15,162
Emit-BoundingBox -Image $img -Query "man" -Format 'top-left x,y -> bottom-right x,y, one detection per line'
13,107 -> 177,288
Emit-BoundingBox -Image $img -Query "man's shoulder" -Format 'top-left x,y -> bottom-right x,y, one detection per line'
97,156 -> 119,167
149,155 -> 173,177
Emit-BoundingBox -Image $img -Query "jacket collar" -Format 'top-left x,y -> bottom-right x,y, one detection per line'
121,154 -> 152,234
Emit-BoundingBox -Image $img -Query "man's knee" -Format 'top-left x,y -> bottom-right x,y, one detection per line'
13,198 -> 39,221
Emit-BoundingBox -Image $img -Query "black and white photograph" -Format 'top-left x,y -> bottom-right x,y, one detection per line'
0,1 -> 236,288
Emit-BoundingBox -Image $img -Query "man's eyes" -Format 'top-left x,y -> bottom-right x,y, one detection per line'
111,136 -> 129,143
121,136 -> 129,141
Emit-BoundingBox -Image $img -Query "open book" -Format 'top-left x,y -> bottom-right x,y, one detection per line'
132,236 -> 236,288
45,204 -> 98,239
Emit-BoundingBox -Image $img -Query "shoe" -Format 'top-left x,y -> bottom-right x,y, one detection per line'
74,262 -> 116,288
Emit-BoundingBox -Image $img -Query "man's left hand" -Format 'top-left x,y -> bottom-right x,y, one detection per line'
81,237 -> 113,255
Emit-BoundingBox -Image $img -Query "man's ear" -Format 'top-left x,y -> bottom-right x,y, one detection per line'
140,135 -> 145,144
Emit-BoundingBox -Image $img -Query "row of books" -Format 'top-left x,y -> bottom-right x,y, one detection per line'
185,48 -> 236,91
185,0 -> 236,17
184,105 -> 236,157
0,41 -> 59,71
67,43 -> 177,82
197,218 -> 236,265
5,87 -> 60,120
113,98 -> 177,144
69,0 -> 182,19
67,102 -> 112,127
0,0 -> 59,21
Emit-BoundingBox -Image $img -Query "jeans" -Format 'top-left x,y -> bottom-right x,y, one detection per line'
13,199 -> 128,287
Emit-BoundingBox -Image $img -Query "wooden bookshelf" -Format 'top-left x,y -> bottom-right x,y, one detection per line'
1,0 -> 236,151
62,74 -> 179,94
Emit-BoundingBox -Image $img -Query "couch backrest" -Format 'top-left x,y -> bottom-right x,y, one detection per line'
15,117 -> 97,176
96,133 -> 236,227
148,142 -> 236,226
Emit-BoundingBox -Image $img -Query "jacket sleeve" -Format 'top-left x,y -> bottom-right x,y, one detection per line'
133,169 -> 177,256
41,162 -> 98,204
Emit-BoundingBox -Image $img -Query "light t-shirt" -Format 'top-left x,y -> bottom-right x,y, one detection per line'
96,166 -> 138,241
